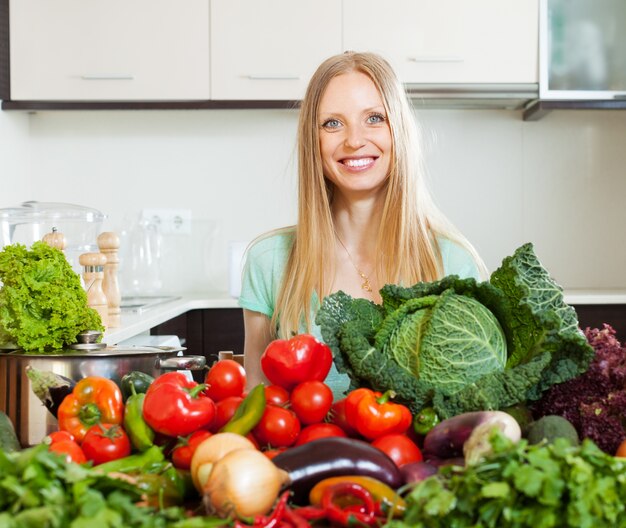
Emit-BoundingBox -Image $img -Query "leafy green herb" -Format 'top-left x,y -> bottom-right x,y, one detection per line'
316,243 -> 594,418
0,242 -> 103,351
388,433 -> 626,528
0,444 -> 220,527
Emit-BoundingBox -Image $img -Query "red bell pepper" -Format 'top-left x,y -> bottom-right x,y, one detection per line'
57,376 -> 124,442
260,334 -> 333,390
345,388 -> 412,440
142,372 -> 216,436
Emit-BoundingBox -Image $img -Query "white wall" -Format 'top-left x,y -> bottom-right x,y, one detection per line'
1,107 -> 625,295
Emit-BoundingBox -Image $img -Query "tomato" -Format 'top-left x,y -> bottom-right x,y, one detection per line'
45,430 -> 76,444
252,405 -> 301,448
263,447 -> 287,460
290,380 -> 333,425
615,438 -> 626,457
49,439 -> 87,464
171,430 -> 212,470
371,433 -> 423,467
81,424 -> 132,466
327,398 -> 360,438
265,385 -> 290,407
261,334 -> 332,390
204,359 -> 246,402
211,396 -> 244,432
294,423 -> 347,446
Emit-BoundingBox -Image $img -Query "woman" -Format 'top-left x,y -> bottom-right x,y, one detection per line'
239,51 -> 486,397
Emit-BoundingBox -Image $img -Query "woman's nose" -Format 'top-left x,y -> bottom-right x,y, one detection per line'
343,124 -> 367,149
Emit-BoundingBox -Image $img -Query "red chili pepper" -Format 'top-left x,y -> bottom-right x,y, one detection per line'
290,506 -> 326,521
321,482 -> 377,527
253,491 -> 291,528
345,388 -> 412,440
283,506 -> 312,528
142,372 -> 216,436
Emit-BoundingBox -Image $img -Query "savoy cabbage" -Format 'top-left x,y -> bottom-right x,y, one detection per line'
316,243 -> 594,418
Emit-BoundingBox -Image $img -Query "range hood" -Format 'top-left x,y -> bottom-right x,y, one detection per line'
404,83 -> 539,110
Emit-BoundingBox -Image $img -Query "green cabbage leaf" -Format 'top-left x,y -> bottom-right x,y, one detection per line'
316,243 -> 594,418
0,242 -> 104,352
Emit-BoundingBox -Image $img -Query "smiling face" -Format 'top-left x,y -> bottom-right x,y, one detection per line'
318,71 -> 392,199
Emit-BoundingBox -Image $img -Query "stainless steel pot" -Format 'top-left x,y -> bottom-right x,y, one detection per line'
0,346 -> 206,447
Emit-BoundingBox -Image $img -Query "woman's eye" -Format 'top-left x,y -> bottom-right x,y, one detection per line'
367,113 -> 386,124
321,119 -> 341,130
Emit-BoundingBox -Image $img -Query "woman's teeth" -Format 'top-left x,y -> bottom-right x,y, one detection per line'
343,158 -> 374,167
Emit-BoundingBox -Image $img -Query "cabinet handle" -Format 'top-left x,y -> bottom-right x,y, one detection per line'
246,75 -> 300,81
80,75 -> 135,81
407,56 -> 464,63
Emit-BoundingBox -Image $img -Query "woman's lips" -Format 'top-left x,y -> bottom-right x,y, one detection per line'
340,157 -> 376,170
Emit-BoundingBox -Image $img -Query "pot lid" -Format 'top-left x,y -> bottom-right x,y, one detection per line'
2,345 -> 185,358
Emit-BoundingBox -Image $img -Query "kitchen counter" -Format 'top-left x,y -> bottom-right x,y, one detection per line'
103,293 -> 239,345
102,289 -> 626,346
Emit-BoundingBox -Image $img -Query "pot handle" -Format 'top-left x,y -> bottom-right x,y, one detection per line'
157,355 -> 206,371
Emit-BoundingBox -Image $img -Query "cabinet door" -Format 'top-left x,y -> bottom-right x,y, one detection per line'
9,0 -> 210,101
210,0 -> 342,100
343,0 -> 538,84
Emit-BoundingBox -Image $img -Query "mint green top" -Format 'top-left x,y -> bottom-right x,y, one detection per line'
239,230 -> 481,399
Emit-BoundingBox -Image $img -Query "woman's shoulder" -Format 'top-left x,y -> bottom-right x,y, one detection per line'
247,227 -> 295,258
436,236 -> 482,280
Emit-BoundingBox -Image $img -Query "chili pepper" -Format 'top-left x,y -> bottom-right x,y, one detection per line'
93,444 -> 164,474
321,482 -> 377,527
120,371 -> 154,401
123,384 -> 155,452
345,388 -> 412,440
283,506 -> 312,528
220,383 -> 266,435
248,490 -> 291,528
290,506 -> 326,521
57,376 -> 124,442
309,475 -> 405,518
412,406 -> 440,436
143,372 -> 216,436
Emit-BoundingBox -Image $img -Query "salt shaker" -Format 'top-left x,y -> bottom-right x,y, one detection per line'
97,232 -> 121,328
79,252 -> 108,328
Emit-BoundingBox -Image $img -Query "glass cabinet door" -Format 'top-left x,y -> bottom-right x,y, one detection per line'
540,0 -> 626,99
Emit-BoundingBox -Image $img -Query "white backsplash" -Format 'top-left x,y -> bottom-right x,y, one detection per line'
1,107 -> 625,294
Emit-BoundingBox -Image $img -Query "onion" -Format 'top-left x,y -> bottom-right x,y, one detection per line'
203,447 -> 290,518
190,432 -> 256,492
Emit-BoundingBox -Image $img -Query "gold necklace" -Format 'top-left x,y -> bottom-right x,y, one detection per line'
335,234 -> 373,293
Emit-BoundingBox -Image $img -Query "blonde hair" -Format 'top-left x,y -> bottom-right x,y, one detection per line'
271,51 -> 485,338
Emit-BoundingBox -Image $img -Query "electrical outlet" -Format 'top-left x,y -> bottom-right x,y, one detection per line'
141,208 -> 192,235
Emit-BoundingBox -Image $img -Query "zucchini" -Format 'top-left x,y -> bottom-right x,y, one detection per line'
0,411 -> 21,452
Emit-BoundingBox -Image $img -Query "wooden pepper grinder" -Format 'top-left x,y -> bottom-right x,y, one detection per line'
97,232 -> 121,328
79,252 -> 108,328
42,227 -> 67,251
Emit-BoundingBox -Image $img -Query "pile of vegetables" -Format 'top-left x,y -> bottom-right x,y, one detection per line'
531,324 -> 626,454
317,242 -> 594,419
0,242 -> 103,351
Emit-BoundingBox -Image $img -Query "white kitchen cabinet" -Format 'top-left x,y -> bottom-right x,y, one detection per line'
343,0 -> 538,84
210,0 -> 342,100
9,0 -> 210,101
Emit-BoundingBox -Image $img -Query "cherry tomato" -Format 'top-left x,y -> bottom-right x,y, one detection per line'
171,430 -> 212,470
294,423 -> 347,446
372,433 -> 423,467
48,440 -> 87,464
204,359 -> 246,401
327,398 -> 360,438
81,424 -> 132,466
211,395 -> 244,432
265,385 -> 290,407
252,405 -> 301,448
263,447 -> 287,460
290,380 -> 333,425
45,430 -> 76,444
616,439 -> 626,457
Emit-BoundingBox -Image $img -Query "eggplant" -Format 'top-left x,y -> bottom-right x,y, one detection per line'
25,366 -> 76,418
272,436 -> 403,504
422,411 -> 521,461
400,461 -> 438,484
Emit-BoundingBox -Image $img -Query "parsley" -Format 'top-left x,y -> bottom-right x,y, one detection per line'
389,433 -> 626,527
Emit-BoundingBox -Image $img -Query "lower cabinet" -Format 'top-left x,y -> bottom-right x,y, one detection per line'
151,308 -> 245,366
572,305 -> 626,340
